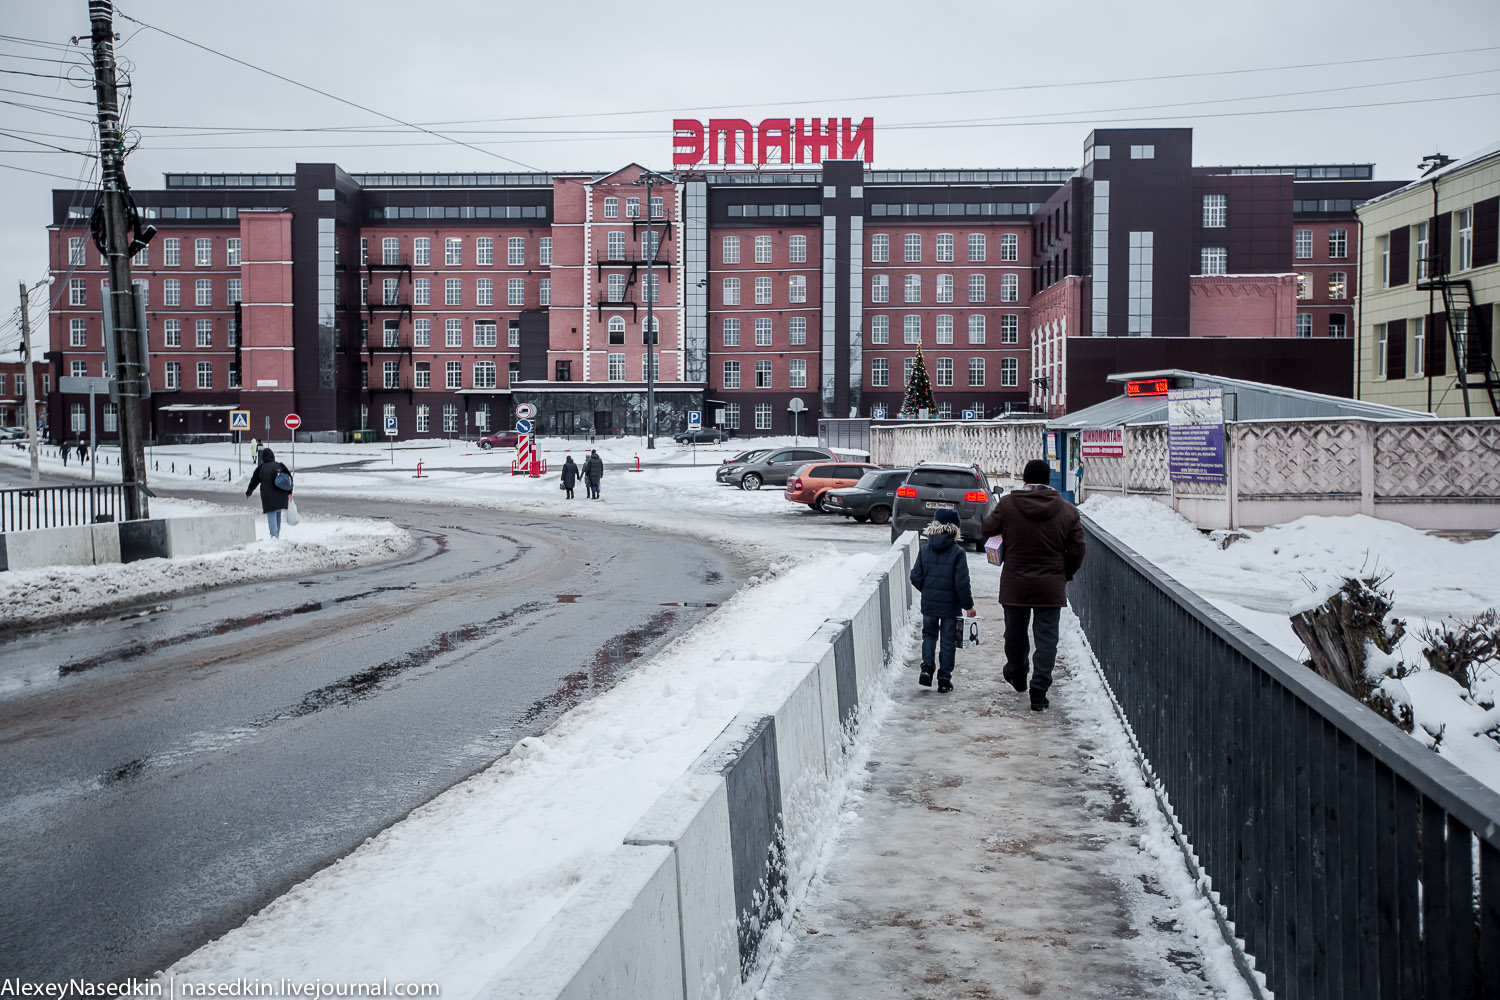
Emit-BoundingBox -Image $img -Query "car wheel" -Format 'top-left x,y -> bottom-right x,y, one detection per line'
742,473 -> 762,491
478,442 -> 492,450
853,514 -> 870,523
870,505 -> 891,525
813,493 -> 828,512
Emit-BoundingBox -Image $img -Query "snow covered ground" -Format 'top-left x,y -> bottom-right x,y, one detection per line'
1082,495 -> 1500,794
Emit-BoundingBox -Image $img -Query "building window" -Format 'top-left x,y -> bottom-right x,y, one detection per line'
1001,314 -> 1018,343
1294,229 -> 1313,259
473,321 -> 497,348
1415,222 -> 1429,280
1000,233 -> 1018,262
508,237 -> 525,266
415,404 -> 429,432
1200,247 -> 1227,276
605,231 -> 625,260
789,359 -> 807,388
414,318 -> 430,347
904,314 -> 921,344
164,319 -> 181,347
70,401 -> 86,432
871,274 -> 889,302
163,362 -> 180,390
539,237 -> 552,265
626,197 -> 640,219
755,317 -> 773,346
601,353 -> 621,381
1412,317 -> 1426,376
1297,273 -> 1313,299
969,315 -> 987,344
69,277 -> 86,306
474,277 -> 493,306
445,360 -> 462,389
1296,313 -> 1313,338
936,274 -> 954,303
969,233 -> 986,262
755,360 -> 772,388
228,278 -> 241,305
1458,207 -> 1473,271
609,316 -> 625,344
1328,228 -> 1348,259
904,233 -> 921,262
754,402 -> 772,430
755,276 -> 773,304
607,273 -> 627,301
724,402 -> 740,430
226,362 -> 241,389
937,233 -> 954,262
68,236 -> 85,265
968,274 -> 985,303
508,320 -> 520,348
196,319 -> 212,347
195,238 -> 212,267
640,354 -> 660,382
476,237 -> 493,266
722,236 -> 740,264
445,238 -> 462,266
643,230 -> 661,261
69,317 -> 86,347
904,357 -> 915,384
723,276 -> 740,305
1328,271 -> 1347,300
644,273 -> 660,303
1001,357 -> 1018,386
442,403 -> 458,434
642,315 -> 659,345
871,315 -> 889,344
415,362 -> 430,389
935,357 -> 954,386
157,237 -> 182,269
937,402 -> 952,419
160,279 -> 178,307
508,278 -> 525,306
414,278 -> 430,305
1377,323 -> 1388,377
1328,314 -> 1347,338
755,235 -> 772,264
383,360 -> 401,389
723,359 -> 740,388
361,279 -> 368,306
723,317 -> 740,346
930,315 -> 952,346
968,357 -> 985,386
539,278 -> 551,306
1000,273 -> 1019,302
788,274 -> 807,302
414,238 -> 430,266
131,243 -> 149,267
445,318 -> 462,347
101,401 -> 118,432
904,274 -> 921,303
361,238 -> 368,266
871,233 -> 889,262
649,196 -> 664,218
1130,144 -> 1155,159
871,357 -> 889,386
445,278 -> 462,306
380,237 -> 399,266
551,360 -> 571,382
196,361 -> 213,389
70,359 -> 88,378
390,276 -> 407,305
789,316 -> 807,344
473,361 -> 496,389
603,196 -> 618,218
789,235 -> 807,263
1203,194 -> 1227,228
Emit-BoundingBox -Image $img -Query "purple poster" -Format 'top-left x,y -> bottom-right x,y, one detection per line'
1167,387 -> 1226,483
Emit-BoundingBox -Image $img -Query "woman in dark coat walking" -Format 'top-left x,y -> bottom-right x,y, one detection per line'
245,446 -> 293,537
560,455 -> 579,499
584,450 -> 604,500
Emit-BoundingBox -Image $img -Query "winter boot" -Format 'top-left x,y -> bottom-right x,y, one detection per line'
918,666 -> 934,687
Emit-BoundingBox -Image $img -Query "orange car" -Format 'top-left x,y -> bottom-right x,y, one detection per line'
784,460 -> 882,511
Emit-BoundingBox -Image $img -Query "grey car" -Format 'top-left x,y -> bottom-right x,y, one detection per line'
725,446 -> 840,490
890,462 -> 998,548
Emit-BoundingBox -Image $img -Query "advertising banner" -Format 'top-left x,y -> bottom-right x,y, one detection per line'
1167,387 -> 1226,483
1079,427 -> 1124,458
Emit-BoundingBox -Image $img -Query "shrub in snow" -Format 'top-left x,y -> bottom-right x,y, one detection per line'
1418,608 -> 1500,706
1289,573 -> 1413,731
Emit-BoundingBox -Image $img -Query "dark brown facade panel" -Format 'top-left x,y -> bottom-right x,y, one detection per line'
1427,313 -> 1448,377
1474,196 -> 1499,269
1387,318 -> 1407,380
1389,226 -> 1410,287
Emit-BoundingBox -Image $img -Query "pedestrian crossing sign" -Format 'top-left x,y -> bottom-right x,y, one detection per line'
230,409 -> 250,431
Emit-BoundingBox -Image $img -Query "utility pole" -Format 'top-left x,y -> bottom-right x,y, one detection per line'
17,281 -> 42,487
88,0 -> 149,518
642,171 -> 658,449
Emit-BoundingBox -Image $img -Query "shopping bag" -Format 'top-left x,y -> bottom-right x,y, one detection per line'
984,535 -> 1004,566
962,616 -> 981,647
285,498 -> 300,526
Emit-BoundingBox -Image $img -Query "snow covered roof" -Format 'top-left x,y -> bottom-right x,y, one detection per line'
1358,139 -> 1500,210
1048,370 -> 1433,429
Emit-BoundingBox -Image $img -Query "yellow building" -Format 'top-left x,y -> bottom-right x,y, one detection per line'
1355,144 -> 1499,416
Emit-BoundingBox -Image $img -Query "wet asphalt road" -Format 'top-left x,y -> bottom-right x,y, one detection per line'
0,483 -> 740,981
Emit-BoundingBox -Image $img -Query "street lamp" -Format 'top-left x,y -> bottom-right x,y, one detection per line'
16,276 -> 52,488
633,169 -> 673,449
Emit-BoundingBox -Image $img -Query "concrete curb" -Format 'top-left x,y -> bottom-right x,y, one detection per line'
0,514 -> 256,572
483,531 -> 920,1000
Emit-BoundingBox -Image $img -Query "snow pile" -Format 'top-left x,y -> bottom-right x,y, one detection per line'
1083,495 -> 1500,792
160,547 -> 881,996
0,498 -> 415,630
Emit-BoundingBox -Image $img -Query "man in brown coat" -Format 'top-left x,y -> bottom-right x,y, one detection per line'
978,459 -> 1087,711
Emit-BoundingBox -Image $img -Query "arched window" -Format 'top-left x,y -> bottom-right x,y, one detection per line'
608,316 -> 625,344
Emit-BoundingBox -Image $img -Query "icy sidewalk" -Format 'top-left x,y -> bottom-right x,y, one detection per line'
762,611 -> 1254,1000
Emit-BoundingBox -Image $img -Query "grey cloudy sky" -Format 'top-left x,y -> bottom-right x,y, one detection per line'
3,0 -> 1498,353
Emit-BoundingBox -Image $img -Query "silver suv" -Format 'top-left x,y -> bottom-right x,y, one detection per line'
725,447 -> 839,490
890,463 -> 998,548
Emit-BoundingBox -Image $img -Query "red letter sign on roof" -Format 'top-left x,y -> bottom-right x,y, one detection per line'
673,119 -> 704,167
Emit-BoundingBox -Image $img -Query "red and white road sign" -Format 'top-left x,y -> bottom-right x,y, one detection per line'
284,413 -> 302,431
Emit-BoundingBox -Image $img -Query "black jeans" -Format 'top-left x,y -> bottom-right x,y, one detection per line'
921,614 -> 959,681
1003,605 -> 1061,697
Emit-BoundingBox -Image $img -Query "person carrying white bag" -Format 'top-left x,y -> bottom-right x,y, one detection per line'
245,447 -> 295,538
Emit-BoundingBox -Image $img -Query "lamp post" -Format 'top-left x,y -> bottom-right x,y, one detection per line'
634,169 -> 672,449
17,277 -> 51,487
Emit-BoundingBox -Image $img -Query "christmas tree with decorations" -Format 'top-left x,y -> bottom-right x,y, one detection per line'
900,346 -> 936,417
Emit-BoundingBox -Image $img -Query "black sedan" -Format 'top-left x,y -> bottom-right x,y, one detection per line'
673,427 -> 729,444
820,468 -> 911,524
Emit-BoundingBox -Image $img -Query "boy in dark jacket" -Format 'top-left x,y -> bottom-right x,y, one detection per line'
908,508 -> 976,692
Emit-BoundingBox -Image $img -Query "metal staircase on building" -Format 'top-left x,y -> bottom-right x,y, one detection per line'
1417,270 -> 1499,416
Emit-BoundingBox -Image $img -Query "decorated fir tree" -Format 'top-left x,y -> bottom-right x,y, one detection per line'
900,345 -> 936,417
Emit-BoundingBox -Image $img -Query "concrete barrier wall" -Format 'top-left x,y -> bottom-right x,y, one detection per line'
1,514 -> 256,572
487,532 -> 919,1000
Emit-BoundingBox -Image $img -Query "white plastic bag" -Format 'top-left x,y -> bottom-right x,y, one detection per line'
284,498 -> 300,527
957,616 -> 981,648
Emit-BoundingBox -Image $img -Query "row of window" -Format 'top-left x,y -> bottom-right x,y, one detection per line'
1297,313 -> 1348,338
1376,317 -> 1433,379
65,359 -> 240,391
722,234 -> 808,265
364,275 -> 549,307
869,232 -> 1017,263
71,316 -> 239,349
362,235 -> 554,268
68,276 -> 242,309
1294,228 -> 1350,260
600,195 -> 666,219
68,236 -> 241,269
865,313 -> 1021,345
1380,208 -> 1479,288
365,204 -> 549,221
1294,272 -> 1349,300
711,399 -> 1007,431
867,273 -> 1020,303
718,356 -> 1017,390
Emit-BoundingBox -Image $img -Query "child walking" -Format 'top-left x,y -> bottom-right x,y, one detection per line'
908,508 -> 976,692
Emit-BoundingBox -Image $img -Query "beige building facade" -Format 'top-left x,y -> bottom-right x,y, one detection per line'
1355,144 -> 1499,416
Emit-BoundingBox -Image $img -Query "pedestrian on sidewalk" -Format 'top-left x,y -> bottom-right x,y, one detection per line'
560,455 -> 579,499
245,446 -> 294,538
979,459 -> 1086,712
60,441 -> 70,466
584,449 -> 604,500
908,507 -> 976,693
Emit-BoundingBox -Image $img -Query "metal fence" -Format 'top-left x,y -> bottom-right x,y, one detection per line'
1073,516 -> 1500,999
0,483 -> 144,532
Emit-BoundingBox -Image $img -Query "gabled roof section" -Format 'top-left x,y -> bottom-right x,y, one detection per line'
1359,139 -> 1500,210
588,163 -> 676,186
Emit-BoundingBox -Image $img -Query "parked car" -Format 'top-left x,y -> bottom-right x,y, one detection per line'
784,461 -> 883,510
821,468 -> 912,524
0,426 -> 27,440
477,430 -> 520,449
890,463 -> 998,548
715,448 -> 772,485
673,427 -> 729,444
724,447 -> 850,490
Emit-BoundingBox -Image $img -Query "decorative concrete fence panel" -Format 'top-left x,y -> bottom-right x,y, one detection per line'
870,421 -> 1045,482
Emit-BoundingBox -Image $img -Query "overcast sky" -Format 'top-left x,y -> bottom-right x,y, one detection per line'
3,0 -> 1498,354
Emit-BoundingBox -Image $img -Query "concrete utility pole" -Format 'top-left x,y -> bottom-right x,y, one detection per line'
17,281 -> 42,487
88,0 -> 149,518
642,171 -> 659,449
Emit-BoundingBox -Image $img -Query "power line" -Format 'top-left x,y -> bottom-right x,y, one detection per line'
112,6 -> 542,171
0,84 -> 96,105
0,129 -> 91,155
0,98 -> 99,123
0,33 -> 82,52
